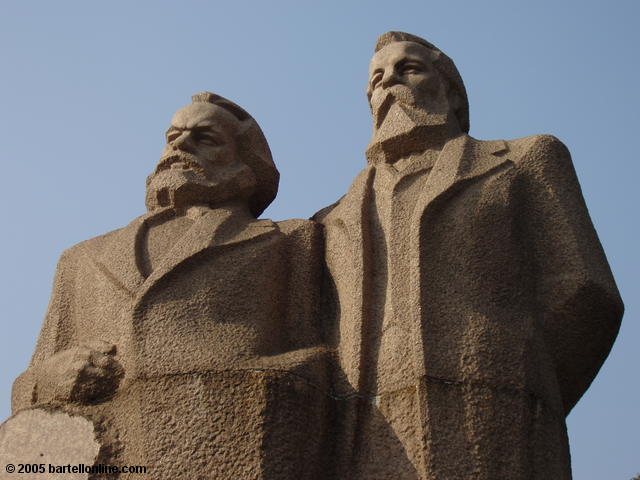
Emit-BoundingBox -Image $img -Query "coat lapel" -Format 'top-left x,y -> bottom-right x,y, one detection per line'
83,209 -> 277,301
409,135 -> 511,377
85,214 -> 149,298
412,135 -> 510,223
327,167 -> 375,247
320,167 -> 375,392
405,136 -> 511,476
136,210 -> 277,301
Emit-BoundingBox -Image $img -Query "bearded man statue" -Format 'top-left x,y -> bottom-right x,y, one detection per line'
8,93 -> 329,480
314,32 -> 623,480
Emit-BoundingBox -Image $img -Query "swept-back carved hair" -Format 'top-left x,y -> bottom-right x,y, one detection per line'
191,92 -> 279,217
374,31 -> 470,133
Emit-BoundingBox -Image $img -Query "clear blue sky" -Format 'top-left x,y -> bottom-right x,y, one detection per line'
1,1 -> 638,478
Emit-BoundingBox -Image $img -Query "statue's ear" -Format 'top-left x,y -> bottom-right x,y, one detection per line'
446,87 -> 464,129
447,86 -> 462,111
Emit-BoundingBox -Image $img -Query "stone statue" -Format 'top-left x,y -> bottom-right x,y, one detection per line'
1,33 -> 624,480
6,93 -> 329,479
314,32 -> 624,479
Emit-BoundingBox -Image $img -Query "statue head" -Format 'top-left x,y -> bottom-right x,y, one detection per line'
365,32 -> 469,163
146,92 -> 278,217
367,31 -> 469,134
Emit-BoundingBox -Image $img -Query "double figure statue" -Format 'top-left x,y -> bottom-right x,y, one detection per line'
4,32 -> 623,480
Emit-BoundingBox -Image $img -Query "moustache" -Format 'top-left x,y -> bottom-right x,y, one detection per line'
370,85 -> 421,128
370,85 -> 419,111
153,152 -> 208,178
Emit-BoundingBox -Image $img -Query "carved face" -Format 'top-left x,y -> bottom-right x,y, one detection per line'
367,41 -> 451,123
156,102 -> 241,181
146,103 -> 257,211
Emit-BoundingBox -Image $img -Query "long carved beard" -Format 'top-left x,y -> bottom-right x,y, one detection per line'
366,86 -> 455,164
145,163 -> 255,212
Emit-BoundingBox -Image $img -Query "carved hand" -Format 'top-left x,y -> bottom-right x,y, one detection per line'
35,340 -> 124,405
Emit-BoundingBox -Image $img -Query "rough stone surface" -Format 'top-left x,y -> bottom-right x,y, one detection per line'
0,409 -> 99,479
314,31 -> 623,479
8,93 -> 329,479
2,33 -> 624,480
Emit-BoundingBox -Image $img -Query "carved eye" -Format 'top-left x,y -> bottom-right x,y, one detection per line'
370,71 -> 383,90
166,130 -> 181,143
399,63 -> 424,75
194,131 -> 223,146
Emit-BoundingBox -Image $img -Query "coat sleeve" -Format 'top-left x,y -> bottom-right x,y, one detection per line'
11,249 -> 78,413
516,135 -> 623,415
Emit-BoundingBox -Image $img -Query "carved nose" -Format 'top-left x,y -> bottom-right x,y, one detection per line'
381,70 -> 401,88
170,132 -> 193,152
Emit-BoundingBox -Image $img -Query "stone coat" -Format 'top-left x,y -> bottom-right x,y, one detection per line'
315,134 -> 623,479
13,209 -> 328,479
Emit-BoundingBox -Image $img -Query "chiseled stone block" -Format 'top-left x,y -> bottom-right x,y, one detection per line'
0,409 -> 99,480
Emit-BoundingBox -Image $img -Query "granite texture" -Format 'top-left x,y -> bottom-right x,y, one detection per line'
1,33 -> 624,480
7,93 -> 329,479
0,409 -> 99,480
314,31 -> 623,479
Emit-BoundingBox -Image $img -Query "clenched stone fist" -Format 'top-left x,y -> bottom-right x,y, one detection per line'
35,340 -> 124,405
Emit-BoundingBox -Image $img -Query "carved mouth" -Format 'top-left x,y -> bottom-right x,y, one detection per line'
155,154 -> 207,177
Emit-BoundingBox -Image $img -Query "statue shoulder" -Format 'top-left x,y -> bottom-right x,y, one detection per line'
276,218 -> 322,239
275,219 -> 323,261
312,167 -> 373,223
57,223 -> 130,265
311,201 -> 341,223
503,134 -> 571,166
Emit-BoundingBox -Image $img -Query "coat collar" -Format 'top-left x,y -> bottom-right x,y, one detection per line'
324,135 -> 511,238
407,135 -> 511,379
412,134 -> 510,223
86,208 -> 277,299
